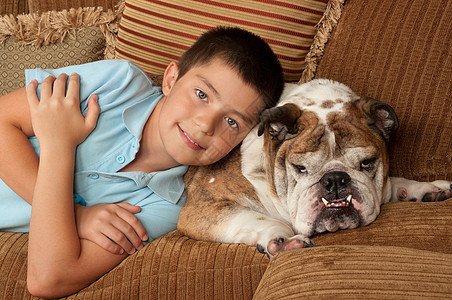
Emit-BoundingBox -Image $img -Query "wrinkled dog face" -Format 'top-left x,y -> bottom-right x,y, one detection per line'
258,80 -> 398,237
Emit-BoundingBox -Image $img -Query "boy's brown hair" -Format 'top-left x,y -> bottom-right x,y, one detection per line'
177,26 -> 284,110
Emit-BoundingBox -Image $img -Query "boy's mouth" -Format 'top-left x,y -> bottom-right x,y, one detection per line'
178,125 -> 205,151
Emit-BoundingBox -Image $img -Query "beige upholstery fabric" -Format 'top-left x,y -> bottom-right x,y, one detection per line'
0,0 -> 29,16
28,0 -> 120,14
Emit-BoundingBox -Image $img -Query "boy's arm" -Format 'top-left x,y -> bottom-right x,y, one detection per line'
0,80 -> 146,255
27,74 -> 130,298
0,87 -> 38,203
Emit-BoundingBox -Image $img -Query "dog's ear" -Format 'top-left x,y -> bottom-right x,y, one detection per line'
361,97 -> 399,143
257,103 -> 302,141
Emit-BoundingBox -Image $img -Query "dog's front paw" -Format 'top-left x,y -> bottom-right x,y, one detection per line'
391,177 -> 452,202
257,235 -> 314,258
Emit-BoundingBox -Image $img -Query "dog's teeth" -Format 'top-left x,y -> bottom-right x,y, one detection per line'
346,195 -> 352,202
321,198 -> 329,206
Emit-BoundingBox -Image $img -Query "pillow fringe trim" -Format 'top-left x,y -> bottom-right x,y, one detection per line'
0,4 -> 124,59
299,0 -> 346,84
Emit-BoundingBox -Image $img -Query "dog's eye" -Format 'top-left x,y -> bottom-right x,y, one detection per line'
360,158 -> 376,171
293,164 -> 307,174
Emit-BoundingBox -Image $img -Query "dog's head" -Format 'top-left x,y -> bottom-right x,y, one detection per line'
257,79 -> 398,237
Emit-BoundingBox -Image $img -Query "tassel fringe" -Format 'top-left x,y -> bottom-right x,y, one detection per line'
299,0 -> 346,84
0,1 -> 125,59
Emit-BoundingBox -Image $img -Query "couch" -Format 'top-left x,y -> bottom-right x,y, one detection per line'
0,0 -> 451,298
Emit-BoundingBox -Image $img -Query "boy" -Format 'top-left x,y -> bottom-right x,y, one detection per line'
0,27 -> 284,297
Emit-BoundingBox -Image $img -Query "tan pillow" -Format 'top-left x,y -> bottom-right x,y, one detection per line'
0,7 -> 121,95
304,0 -> 452,181
114,0 -> 328,82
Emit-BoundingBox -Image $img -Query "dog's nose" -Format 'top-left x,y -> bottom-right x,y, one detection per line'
320,171 -> 351,196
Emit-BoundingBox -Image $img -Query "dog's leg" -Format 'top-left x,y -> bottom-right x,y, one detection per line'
390,177 -> 452,202
221,210 -> 314,258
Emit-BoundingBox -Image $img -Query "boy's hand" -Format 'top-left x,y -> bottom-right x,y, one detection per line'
75,203 -> 148,255
26,73 -> 99,148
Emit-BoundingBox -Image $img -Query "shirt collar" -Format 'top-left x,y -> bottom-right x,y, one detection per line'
148,165 -> 189,204
122,88 -> 163,138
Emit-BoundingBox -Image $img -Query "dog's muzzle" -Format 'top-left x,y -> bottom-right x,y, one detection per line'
313,171 -> 362,233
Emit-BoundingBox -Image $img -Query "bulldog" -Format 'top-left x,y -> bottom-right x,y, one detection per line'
177,79 -> 451,258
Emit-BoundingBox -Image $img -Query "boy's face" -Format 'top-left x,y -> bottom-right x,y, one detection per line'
158,59 -> 264,166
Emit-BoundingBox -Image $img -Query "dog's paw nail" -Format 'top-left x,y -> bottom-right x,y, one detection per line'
303,240 -> 315,248
275,237 -> 285,245
256,243 -> 266,254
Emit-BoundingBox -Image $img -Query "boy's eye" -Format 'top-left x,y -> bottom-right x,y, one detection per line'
225,117 -> 238,128
196,89 -> 207,101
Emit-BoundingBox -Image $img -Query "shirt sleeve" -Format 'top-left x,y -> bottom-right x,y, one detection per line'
24,59 -> 159,115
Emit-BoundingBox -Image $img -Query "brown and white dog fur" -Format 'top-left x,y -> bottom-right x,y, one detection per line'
178,79 -> 451,258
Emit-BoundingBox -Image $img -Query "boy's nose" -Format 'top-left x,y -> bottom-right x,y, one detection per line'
194,112 -> 216,136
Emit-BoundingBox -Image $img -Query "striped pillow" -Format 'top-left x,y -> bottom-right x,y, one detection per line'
115,0 -> 328,82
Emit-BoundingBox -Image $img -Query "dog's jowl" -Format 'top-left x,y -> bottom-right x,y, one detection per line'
178,79 -> 452,258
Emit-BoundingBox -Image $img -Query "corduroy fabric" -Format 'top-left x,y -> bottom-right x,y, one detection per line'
253,245 -> 452,299
311,0 -> 452,182
0,231 -> 269,299
28,0 -> 120,14
0,0 -> 29,17
114,0 -> 328,82
2,200 -> 451,299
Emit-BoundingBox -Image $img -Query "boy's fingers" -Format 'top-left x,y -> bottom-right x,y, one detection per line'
26,79 -> 40,107
97,217 -> 137,254
92,232 -> 125,255
85,95 -> 100,131
53,73 -> 69,97
66,73 -> 80,100
40,75 -> 55,100
115,206 -> 148,242
109,220 -> 142,254
116,202 -> 141,214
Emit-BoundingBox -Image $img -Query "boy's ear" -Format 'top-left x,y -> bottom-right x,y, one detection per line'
162,61 -> 179,95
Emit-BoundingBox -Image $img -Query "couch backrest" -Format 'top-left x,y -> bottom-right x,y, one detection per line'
308,0 -> 452,182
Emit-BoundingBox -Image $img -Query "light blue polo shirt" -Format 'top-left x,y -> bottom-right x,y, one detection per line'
0,60 -> 188,241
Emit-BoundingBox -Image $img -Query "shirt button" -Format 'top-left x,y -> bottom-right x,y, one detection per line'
116,155 -> 126,164
89,173 -> 99,180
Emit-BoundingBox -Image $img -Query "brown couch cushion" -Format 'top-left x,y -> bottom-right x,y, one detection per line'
254,199 -> 452,298
306,0 -> 452,182
0,231 -> 268,299
254,245 -> 452,299
2,200 -> 450,298
114,0 -> 328,82
313,199 -> 452,253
